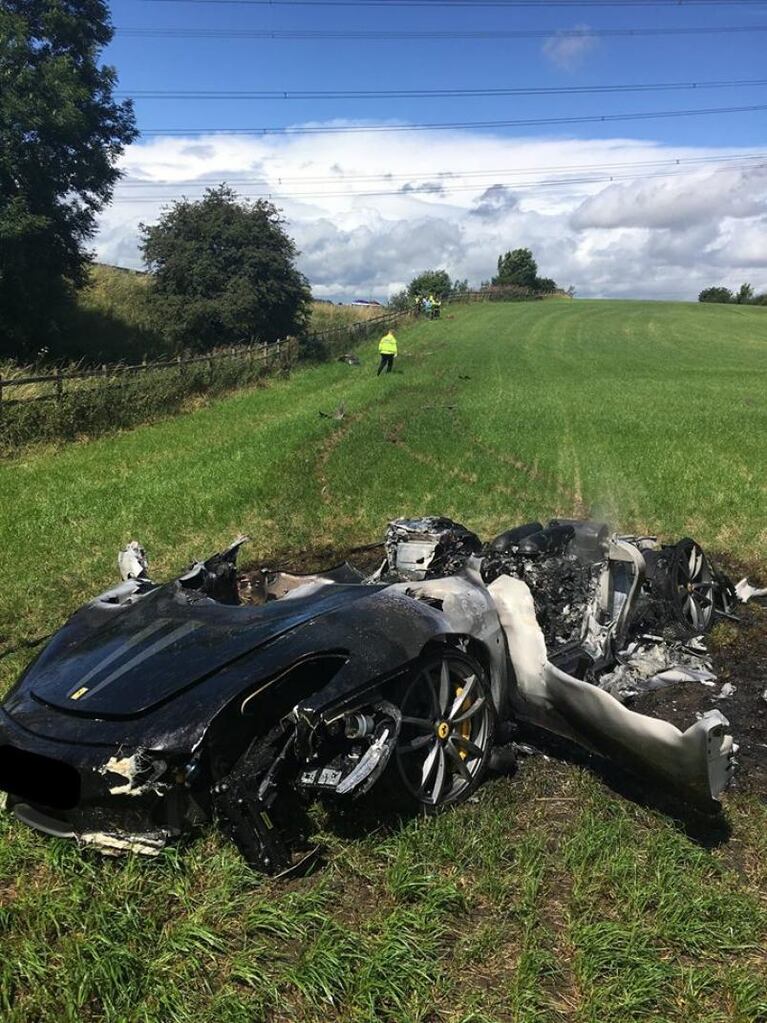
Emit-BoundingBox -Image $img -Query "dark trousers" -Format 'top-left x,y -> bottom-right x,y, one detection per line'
377,354 -> 394,375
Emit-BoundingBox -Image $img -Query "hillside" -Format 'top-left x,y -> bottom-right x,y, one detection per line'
0,264 -> 380,368
1,299 -> 766,1022
79,263 -> 383,347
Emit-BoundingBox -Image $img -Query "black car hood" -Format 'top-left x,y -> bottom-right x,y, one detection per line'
27,582 -> 382,720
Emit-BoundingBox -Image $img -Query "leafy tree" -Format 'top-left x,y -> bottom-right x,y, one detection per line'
0,0 -> 137,358
535,277 -> 558,294
492,248 -> 538,289
407,269 -> 453,299
388,289 -> 410,312
698,287 -> 733,304
140,186 -> 311,350
735,282 -> 755,305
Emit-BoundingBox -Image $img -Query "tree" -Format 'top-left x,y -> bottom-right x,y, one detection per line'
492,248 -> 538,289
388,289 -> 410,312
0,0 -> 137,358
735,282 -> 755,305
698,287 -> 733,304
141,186 -> 311,350
535,277 -> 558,294
407,269 -> 453,299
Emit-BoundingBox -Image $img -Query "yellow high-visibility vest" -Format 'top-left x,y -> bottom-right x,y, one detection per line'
379,332 -> 398,355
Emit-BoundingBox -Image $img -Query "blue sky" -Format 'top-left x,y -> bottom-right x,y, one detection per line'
108,1 -> 767,146
98,1 -> 767,299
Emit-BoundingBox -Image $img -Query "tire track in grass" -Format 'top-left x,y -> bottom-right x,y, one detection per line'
469,436 -> 587,517
315,413 -> 363,505
386,425 -> 581,516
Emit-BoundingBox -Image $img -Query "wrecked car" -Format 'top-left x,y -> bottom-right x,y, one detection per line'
0,518 -> 737,874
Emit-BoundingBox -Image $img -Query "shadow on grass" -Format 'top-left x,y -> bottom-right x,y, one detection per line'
64,304 -> 166,364
516,723 -> 732,849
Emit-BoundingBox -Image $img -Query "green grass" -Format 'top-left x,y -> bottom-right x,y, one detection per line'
1,298 -> 766,1021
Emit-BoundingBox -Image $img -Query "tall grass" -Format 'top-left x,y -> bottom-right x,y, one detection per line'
307,302 -> 385,333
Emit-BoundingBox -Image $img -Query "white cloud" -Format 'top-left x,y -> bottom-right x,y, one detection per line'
96,127 -> 767,301
542,25 -> 599,71
570,164 -> 767,230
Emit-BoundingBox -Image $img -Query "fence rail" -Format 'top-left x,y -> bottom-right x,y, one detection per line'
0,339 -> 296,408
305,308 -> 411,349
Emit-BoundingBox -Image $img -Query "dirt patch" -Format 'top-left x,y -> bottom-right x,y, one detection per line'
632,600 -> 767,798
241,541 -> 384,582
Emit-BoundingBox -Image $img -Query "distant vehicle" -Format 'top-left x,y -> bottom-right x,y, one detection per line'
350,299 -> 383,307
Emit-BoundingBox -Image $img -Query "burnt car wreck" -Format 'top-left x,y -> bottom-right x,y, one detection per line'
0,518 -> 742,874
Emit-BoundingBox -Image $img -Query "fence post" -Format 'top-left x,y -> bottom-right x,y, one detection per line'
55,368 -> 63,402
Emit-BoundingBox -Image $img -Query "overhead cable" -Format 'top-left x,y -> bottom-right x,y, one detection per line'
117,77 -> 767,100
116,24 -> 767,39
117,152 -> 766,188
135,0 -> 767,9
137,102 -> 767,135
110,158 -> 767,204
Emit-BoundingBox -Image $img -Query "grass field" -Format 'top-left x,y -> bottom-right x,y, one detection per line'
1,299 -> 766,1022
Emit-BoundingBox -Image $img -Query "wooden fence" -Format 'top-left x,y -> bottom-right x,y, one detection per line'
0,338 -> 296,409
304,307 -> 412,356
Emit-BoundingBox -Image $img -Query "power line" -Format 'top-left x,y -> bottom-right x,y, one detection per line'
117,77 -> 767,100
137,101 -> 767,135
115,24 -> 767,39
117,152 -> 766,188
135,0 -> 767,8
109,158 -> 767,204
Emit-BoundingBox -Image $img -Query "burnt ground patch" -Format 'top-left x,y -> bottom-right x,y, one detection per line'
241,542 -> 384,582
632,600 -> 767,798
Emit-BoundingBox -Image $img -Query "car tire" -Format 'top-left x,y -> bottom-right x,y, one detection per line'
662,538 -> 716,636
394,649 -> 495,812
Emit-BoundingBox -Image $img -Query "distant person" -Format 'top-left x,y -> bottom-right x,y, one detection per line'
431,294 -> 441,319
377,330 -> 398,375
413,294 -> 423,317
422,296 -> 432,318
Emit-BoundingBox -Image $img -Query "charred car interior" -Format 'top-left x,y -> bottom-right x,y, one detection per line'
0,517 -> 746,875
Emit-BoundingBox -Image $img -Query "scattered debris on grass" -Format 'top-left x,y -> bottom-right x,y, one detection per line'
319,402 -> 346,420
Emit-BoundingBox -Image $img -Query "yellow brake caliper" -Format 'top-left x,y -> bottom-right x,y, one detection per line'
454,685 -> 471,759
